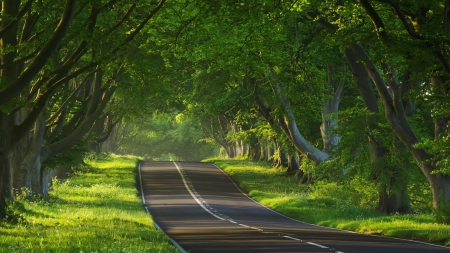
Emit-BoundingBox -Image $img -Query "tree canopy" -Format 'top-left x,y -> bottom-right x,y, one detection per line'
2,0 -> 450,221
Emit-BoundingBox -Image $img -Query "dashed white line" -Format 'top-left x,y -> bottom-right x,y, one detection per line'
173,162 -> 226,221
307,242 -> 329,249
283,235 -> 301,241
153,162 -> 351,252
173,162 -> 344,252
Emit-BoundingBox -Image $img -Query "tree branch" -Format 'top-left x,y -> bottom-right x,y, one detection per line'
0,0 -> 77,105
110,0 -> 166,55
46,69 -> 98,124
0,0 -> 33,38
41,86 -> 116,163
104,4 -> 136,37
357,0 -> 388,39
14,63 -> 95,143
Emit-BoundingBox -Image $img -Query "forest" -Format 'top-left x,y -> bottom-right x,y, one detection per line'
1,0 -> 450,225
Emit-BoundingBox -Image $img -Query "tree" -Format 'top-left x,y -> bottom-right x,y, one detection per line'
0,0 -> 167,219
346,0 -> 450,209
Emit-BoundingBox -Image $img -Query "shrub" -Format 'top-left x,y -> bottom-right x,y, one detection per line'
434,199 -> 450,224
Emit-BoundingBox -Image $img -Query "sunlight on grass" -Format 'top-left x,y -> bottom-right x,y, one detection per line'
205,157 -> 450,246
0,154 -> 178,253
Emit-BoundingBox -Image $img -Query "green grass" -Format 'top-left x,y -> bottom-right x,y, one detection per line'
0,154 -> 179,253
204,158 -> 450,246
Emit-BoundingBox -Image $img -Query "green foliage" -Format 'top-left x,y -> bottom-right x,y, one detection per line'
119,113 -> 218,161
319,105 -> 432,212
310,179 -> 378,209
415,135 -> 450,174
434,198 -> 450,225
0,155 -> 178,253
43,141 -> 90,168
299,154 -> 317,176
3,190 -> 28,224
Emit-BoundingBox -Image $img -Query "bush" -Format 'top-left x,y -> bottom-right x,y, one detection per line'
434,199 -> 450,224
2,188 -> 29,224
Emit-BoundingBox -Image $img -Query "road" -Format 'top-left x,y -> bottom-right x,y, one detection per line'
139,161 -> 450,253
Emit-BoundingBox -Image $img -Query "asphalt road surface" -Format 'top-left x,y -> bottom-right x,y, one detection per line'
139,161 -> 450,253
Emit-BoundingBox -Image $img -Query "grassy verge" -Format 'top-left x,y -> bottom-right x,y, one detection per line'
0,154 -> 179,253
204,158 -> 450,246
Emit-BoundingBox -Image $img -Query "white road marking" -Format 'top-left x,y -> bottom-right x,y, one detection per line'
173,162 -> 226,221
174,162 -> 344,251
142,162 -> 348,252
168,238 -> 188,253
283,236 -> 301,241
306,242 -> 329,249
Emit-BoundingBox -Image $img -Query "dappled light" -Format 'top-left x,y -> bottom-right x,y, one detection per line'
141,161 -> 450,252
1,0 -> 450,251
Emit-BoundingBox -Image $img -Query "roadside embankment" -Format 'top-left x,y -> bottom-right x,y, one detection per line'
0,154 -> 178,253
205,158 -> 450,246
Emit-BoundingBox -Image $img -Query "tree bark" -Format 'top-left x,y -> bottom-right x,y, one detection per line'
271,82 -> 329,164
0,0 -> 77,104
321,65 -> 344,153
345,46 -> 412,213
286,151 -> 299,175
21,109 -> 47,196
41,87 -> 116,164
0,113 -> 15,218
349,42 -> 450,208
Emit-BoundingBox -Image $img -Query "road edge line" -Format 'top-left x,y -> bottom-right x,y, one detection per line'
138,162 -> 146,205
138,162 -> 188,253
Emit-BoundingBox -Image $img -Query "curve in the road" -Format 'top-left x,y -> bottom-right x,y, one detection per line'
139,161 -> 450,253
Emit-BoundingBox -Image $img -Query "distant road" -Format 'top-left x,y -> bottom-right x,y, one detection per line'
139,161 -> 450,253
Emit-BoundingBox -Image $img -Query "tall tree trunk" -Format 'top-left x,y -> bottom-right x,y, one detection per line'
11,109 -> 33,196
321,65 -> 344,153
279,148 -> 288,168
350,42 -> 450,208
271,82 -> 329,164
0,0 -> 77,217
209,116 -> 236,158
0,0 -> 20,219
258,140 -> 265,161
286,151 -> 299,175
249,141 -> 261,160
21,109 -> 47,196
266,139 -> 275,162
345,47 -> 412,213
377,177 -> 412,214
108,123 -> 127,153
0,114 -> 16,218
89,117 -> 104,153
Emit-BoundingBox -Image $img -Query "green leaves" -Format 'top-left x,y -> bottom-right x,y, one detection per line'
119,113 -> 218,161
